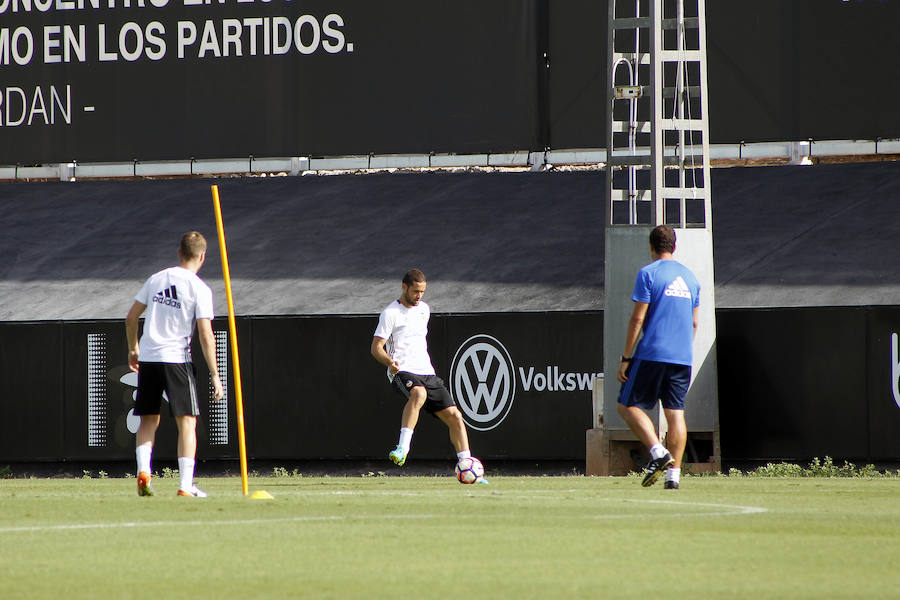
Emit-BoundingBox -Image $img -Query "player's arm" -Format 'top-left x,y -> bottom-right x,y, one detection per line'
197,318 -> 224,401
617,301 -> 649,383
125,301 -> 146,373
371,336 -> 400,374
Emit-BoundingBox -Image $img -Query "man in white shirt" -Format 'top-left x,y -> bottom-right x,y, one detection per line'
125,231 -> 224,498
371,269 -> 485,482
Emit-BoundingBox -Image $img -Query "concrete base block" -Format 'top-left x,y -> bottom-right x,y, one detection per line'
586,427 -> 721,476
585,428 -> 645,476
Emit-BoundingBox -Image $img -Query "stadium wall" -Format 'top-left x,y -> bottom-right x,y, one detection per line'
3,1 -> 900,165
2,307 -> 899,467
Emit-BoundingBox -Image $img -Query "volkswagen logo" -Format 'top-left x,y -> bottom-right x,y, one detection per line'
450,334 -> 516,431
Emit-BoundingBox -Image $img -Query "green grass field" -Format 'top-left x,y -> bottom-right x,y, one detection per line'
2,474 -> 899,599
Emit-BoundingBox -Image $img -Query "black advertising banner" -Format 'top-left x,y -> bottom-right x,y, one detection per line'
0,0 -> 541,164
716,307 -> 869,462
5,1 -> 900,165
247,315 -> 400,459
707,0 -> 900,144
0,322 -> 64,461
866,308 -> 900,459
52,317 -> 236,461
0,312 -> 598,464
7,307 -> 900,465
247,312 -> 601,461
438,312 -> 602,459
545,0 -> 606,151
547,0 -> 900,149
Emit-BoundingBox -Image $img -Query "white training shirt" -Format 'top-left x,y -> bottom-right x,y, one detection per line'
373,299 -> 436,380
135,266 -> 214,363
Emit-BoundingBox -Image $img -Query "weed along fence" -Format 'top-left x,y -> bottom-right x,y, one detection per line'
1,307 -> 899,468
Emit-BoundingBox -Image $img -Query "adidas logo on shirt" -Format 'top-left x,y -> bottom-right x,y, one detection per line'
664,276 -> 692,299
152,285 -> 181,308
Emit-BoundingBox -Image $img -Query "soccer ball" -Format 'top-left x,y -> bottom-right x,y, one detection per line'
455,456 -> 485,484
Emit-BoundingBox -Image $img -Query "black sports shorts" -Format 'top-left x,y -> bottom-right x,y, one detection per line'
135,362 -> 201,418
391,372 -> 457,414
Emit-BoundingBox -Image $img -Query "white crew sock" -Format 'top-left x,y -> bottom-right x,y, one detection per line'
650,444 -> 668,460
665,467 -> 681,483
178,457 -> 195,491
136,444 -> 152,475
456,450 -> 471,460
398,427 -> 414,451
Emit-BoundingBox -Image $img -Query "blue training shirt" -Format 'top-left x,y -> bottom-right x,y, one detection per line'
631,259 -> 700,366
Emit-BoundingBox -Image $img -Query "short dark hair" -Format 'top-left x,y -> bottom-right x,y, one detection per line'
649,225 -> 676,254
402,268 -> 426,286
179,231 -> 207,260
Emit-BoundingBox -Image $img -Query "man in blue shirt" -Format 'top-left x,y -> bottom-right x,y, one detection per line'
616,225 -> 700,489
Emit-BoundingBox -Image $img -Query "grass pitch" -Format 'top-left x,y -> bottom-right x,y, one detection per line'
1,474 -> 899,599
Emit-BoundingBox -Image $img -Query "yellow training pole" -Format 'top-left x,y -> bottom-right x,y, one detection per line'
211,185 -> 250,496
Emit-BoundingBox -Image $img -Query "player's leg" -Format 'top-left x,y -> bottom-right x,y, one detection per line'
175,415 -> 198,460
663,408 -> 687,468
616,403 -> 661,449
424,377 -> 470,455
134,363 -> 163,496
435,406 -> 469,454
660,364 -> 690,489
618,360 -> 673,486
167,363 -> 206,497
661,408 -> 686,489
662,408 -> 686,489
617,359 -> 662,447
400,385 -> 427,431
389,376 -> 426,466
136,415 -> 160,457
391,386 -> 424,465
431,384 -> 488,483
135,415 -> 159,496
175,415 -> 204,496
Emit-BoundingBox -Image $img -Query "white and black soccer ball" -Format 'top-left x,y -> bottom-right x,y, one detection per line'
455,456 -> 485,484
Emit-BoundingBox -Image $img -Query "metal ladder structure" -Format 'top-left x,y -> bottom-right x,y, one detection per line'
605,0 -> 712,228
589,0 -> 720,476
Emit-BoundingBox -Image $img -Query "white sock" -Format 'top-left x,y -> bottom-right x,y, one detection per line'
666,467 -> 681,483
650,444 -> 668,460
456,450 -> 471,460
398,427 -> 414,451
178,457 -> 195,491
136,444 -> 152,475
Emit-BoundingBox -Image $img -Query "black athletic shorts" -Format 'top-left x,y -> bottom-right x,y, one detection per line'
135,362 -> 201,418
391,372 -> 457,415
